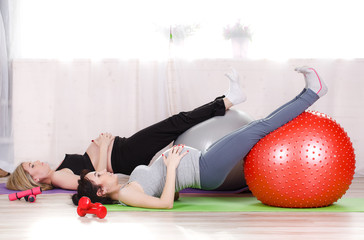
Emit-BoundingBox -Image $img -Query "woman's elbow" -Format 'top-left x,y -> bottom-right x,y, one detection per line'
163,201 -> 174,209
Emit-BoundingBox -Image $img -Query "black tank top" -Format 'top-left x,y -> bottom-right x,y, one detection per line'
56,153 -> 95,175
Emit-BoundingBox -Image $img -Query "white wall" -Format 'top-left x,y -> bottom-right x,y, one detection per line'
12,59 -> 364,176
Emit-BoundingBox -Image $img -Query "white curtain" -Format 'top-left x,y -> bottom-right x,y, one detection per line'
12,59 -> 364,177
8,0 -> 364,176
0,0 -> 13,172
12,60 -> 175,169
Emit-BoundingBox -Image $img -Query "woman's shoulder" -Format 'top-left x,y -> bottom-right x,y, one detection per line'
55,168 -> 74,174
51,169 -> 80,190
120,181 -> 144,194
118,181 -> 144,204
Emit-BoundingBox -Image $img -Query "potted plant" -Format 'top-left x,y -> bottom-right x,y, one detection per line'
223,21 -> 252,58
158,24 -> 200,46
169,24 -> 199,43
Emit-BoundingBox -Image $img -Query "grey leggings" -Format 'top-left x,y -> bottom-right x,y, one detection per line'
199,88 -> 319,190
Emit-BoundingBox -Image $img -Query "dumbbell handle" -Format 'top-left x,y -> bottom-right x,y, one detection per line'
77,206 -> 107,219
78,196 -> 101,210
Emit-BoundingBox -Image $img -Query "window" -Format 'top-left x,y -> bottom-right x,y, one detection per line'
12,0 -> 364,60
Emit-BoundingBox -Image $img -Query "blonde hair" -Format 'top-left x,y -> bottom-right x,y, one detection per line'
6,163 -> 53,191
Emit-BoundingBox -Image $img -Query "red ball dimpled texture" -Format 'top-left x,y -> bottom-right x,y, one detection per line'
244,111 -> 356,208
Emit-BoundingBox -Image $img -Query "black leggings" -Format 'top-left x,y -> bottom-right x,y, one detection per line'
111,96 -> 226,175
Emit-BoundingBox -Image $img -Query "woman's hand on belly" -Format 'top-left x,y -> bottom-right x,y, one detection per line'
93,133 -> 115,149
86,136 -> 115,172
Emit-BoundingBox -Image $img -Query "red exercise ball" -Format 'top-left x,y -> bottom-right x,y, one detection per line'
244,111 -> 356,208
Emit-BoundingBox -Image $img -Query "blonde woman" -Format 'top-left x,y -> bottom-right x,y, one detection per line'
6,69 -> 246,191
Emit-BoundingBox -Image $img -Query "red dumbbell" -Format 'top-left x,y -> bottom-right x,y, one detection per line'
77,197 -> 107,219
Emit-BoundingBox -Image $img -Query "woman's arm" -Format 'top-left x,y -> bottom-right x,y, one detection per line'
119,145 -> 187,209
159,165 -> 177,208
159,145 -> 187,207
51,169 -> 80,190
92,133 -> 114,171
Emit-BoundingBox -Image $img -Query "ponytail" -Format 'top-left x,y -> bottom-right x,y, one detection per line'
71,193 -> 81,206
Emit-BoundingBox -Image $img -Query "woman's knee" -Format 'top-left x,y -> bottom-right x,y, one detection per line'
253,118 -> 278,135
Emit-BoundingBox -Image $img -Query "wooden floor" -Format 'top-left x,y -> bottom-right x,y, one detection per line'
1,177 -> 363,240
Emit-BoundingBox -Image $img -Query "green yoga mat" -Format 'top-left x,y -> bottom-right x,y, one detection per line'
105,197 -> 364,212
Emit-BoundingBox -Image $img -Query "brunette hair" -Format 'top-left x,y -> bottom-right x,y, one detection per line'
72,169 -> 116,206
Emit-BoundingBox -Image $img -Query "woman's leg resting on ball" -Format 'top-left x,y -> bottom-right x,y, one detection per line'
199,88 -> 320,190
266,67 -> 326,118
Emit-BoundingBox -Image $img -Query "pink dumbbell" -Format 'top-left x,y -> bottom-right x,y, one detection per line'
8,187 -> 42,203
